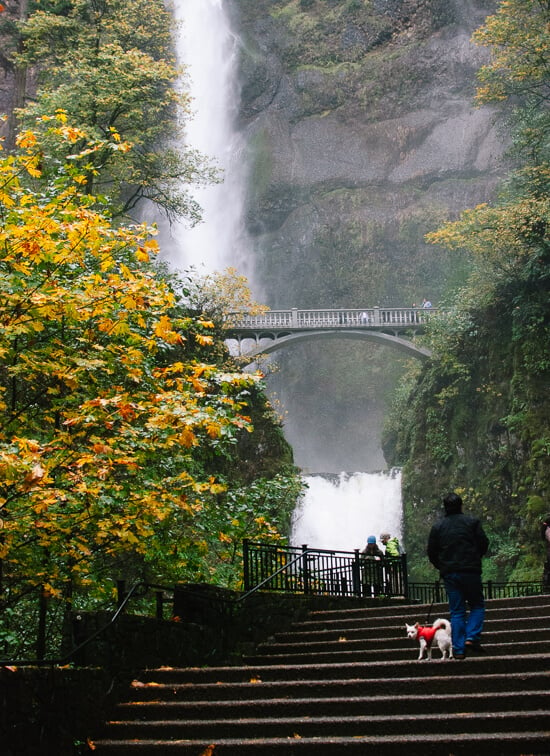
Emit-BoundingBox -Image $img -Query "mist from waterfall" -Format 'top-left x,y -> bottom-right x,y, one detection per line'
168,0 -> 253,280
291,471 -> 403,552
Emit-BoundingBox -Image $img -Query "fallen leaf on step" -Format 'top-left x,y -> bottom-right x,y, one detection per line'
249,677 -> 262,683
199,745 -> 216,755
86,738 -> 96,751
338,636 -> 347,642
292,733 -> 302,739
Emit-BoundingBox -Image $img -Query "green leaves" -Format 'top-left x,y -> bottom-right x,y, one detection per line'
18,0 -> 215,220
391,1 -> 550,583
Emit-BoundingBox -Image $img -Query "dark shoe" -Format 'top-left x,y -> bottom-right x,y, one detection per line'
465,641 -> 486,654
454,653 -> 465,660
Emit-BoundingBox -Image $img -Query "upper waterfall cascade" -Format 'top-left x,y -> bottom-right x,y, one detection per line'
170,0 -> 253,279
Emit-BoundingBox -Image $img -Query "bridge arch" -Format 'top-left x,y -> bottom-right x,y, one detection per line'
227,329 -> 430,362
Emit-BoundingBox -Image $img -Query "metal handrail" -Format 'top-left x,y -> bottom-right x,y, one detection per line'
236,549 -> 313,603
0,579 -> 148,667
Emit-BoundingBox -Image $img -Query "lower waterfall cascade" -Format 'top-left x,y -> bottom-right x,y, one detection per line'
290,470 -> 403,553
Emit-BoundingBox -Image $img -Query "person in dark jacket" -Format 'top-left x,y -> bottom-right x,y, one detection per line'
427,492 -> 489,659
362,535 -> 384,558
361,535 -> 384,595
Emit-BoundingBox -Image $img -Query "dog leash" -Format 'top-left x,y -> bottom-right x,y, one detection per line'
425,599 -> 434,625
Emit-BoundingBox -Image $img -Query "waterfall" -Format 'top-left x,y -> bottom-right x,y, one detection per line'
291,470 -> 403,553
170,0 -> 252,278
168,2 -> 404,554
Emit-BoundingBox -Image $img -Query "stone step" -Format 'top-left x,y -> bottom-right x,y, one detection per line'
244,638 -> 548,664
103,709 -> 550,740
305,594 -> 550,621
112,689 -> 550,720
281,606 -> 550,635
93,730 -> 550,755
256,626 -> 550,654
132,652 -> 550,685
270,618 -> 550,644
125,670 -> 550,702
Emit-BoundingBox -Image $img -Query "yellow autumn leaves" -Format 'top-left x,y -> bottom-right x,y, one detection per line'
0,119 -> 262,595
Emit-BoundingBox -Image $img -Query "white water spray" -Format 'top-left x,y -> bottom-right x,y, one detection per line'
291,471 -> 403,552
171,0 -> 252,277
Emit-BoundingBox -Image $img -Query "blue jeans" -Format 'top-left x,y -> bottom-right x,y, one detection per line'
443,572 -> 485,655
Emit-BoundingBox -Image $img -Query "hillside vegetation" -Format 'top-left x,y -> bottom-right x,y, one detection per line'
383,0 -> 550,582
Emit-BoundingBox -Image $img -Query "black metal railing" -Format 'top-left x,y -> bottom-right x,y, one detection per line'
243,540 -> 546,603
0,580 -> 175,666
381,579 -> 546,604
242,539 -> 408,598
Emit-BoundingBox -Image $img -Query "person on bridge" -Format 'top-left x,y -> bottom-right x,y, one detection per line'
422,298 -> 433,308
427,492 -> 489,660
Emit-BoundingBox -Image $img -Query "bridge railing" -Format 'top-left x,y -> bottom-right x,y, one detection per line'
228,307 -> 436,330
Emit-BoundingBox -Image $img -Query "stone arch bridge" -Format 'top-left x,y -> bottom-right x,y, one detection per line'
225,307 -> 435,361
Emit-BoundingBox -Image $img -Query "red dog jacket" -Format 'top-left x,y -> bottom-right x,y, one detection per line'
416,625 -> 441,645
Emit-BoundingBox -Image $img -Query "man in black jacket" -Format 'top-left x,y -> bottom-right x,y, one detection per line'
427,492 -> 489,659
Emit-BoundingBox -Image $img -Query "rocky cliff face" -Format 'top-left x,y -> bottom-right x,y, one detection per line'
230,0 -> 504,473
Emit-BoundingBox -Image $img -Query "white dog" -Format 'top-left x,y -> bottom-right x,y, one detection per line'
405,619 -> 453,660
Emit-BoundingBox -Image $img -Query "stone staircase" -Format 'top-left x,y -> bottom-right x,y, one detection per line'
93,594 -> 550,755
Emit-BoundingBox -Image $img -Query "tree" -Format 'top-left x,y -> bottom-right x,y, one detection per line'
0,117 -> 281,616
473,0 -> 550,185
184,267 -> 269,324
473,0 -> 550,110
14,0 -> 217,220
